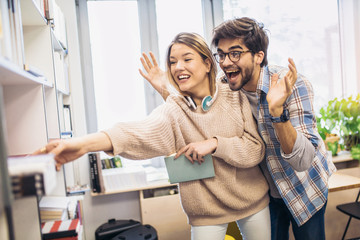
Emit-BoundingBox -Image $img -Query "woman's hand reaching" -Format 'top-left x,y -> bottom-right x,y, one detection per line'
139,52 -> 170,100
175,138 -> 218,164
33,132 -> 113,171
33,138 -> 87,171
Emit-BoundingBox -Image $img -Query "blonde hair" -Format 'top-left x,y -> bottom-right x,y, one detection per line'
166,32 -> 217,96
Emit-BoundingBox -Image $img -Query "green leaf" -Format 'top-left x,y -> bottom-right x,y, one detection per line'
327,141 -> 338,156
351,144 -> 360,160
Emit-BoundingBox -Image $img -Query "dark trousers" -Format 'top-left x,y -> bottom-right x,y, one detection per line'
269,196 -> 327,240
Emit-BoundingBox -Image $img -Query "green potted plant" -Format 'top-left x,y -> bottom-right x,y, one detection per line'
338,95 -> 360,150
317,94 -> 360,158
317,99 -> 341,156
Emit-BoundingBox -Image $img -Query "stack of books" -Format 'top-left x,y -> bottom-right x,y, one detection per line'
39,196 -> 70,222
39,196 -> 83,222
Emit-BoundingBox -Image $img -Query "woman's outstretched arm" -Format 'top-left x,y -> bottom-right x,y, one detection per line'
33,132 -> 113,170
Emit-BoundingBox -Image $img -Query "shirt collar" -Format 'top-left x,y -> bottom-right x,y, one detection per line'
257,66 -> 269,95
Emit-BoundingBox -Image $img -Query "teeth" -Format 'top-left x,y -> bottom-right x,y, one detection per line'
226,70 -> 239,73
178,75 -> 189,79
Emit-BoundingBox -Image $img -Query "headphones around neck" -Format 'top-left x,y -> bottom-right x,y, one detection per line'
184,87 -> 218,112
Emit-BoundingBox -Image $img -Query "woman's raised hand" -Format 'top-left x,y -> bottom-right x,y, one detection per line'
139,52 -> 169,100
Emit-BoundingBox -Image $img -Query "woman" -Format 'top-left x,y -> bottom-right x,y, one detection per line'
35,33 -> 270,240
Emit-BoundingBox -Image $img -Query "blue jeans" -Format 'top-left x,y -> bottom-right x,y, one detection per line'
269,196 -> 327,240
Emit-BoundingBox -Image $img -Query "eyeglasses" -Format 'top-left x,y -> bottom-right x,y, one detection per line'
213,50 -> 252,63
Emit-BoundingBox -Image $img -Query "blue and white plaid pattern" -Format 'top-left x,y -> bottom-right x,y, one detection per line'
257,65 -> 337,226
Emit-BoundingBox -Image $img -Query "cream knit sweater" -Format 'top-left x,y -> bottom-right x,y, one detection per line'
103,82 -> 269,226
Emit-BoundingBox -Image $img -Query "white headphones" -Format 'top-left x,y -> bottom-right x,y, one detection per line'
184,87 -> 218,112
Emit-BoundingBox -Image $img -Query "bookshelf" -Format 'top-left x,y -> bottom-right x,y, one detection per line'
0,0 -> 83,239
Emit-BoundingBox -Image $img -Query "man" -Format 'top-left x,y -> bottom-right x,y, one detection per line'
211,17 -> 336,240
139,17 -> 336,240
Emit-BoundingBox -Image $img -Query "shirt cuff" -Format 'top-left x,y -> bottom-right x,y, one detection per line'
281,131 -> 315,171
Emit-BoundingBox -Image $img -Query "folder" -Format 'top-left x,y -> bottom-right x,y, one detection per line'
41,218 -> 80,239
164,154 -> 215,184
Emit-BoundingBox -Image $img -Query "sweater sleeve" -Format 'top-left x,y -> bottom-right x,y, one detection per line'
213,92 -> 265,168
102,104 -> 178,160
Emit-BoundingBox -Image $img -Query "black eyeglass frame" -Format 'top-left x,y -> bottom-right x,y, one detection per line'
213,50 -> 253,63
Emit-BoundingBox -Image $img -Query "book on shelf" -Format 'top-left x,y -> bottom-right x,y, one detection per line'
63,105 -> 72,132
88,152 -> 105,193
101,156 -> 122,169
41,218 -> 82,240
7,154 -> 57,195
103,158 -> 112,169
66,184 -> 90,196
7,0 -> 25,67
164,153 -> 215,184
113,156 -> 122,168
61,131 -> 73,139
67,197 -> 81,220
44,0 -> 54,20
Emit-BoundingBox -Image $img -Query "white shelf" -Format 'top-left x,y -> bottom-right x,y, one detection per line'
0,57 -> 50,86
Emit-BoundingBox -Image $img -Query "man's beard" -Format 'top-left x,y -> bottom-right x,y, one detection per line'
229,67 -> 253,91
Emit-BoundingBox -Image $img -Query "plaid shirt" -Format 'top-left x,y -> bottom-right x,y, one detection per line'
257,65 -> 337,226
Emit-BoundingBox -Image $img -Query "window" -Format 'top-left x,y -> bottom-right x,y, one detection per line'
221,0 -> 342,111
86,0 -> 205,130
155,0 -> 204,68
87,1 -> 146,131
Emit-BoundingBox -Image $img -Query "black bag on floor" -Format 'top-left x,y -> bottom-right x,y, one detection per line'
95,219 -> 141,240
111,224 -> 158,240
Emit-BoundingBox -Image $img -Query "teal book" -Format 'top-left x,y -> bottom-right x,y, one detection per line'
164,154 -> 215,184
